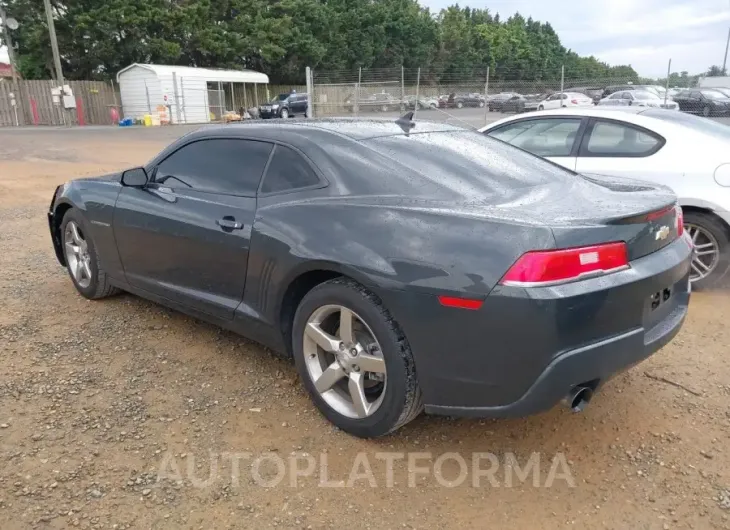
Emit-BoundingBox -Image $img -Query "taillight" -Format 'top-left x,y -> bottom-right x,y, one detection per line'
675,204 -> 684,237
571,99 -> 578,104
500,242 -> 629,287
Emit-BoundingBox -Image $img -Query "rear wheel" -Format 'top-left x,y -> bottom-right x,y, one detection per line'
684,212 -> 730,289
702,106 -> 711,117
478,101 -> 485,108
292,278 -> 422,438
61,209 -> 119,300
538,105 -> 544,111
456,101 -> 464,109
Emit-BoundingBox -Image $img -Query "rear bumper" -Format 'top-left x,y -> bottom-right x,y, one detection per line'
381,235 -> 693,418
425,300 -> 687,417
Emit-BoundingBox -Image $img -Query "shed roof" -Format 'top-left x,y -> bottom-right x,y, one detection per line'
116,63 -> 269,84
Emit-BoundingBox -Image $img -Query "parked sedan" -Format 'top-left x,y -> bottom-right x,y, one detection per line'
344,93 -> 401,113
48,117 -> 690,438
448,93 -> 485,108
672,89 -> 730,117
480,107 -> 730,288
537,92 -> 593,110
598,90 -> 679,110
488,92 -> 521,111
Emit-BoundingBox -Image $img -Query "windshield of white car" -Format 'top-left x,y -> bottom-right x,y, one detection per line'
642,109 -> 730,139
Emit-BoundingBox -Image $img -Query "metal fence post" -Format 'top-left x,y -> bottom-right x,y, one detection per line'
181,77 -> 186,122
413,67 -> 421,119
401,65 -> 405,112
483,67 -> 490,125
560,65 -> 565,106
305,66 -> 313,118
355,67 -> 362,117
254,83 -> 259,108
144,80 -> 151,113
172,72 -> 182,124
217,80 -> 223,118
664,58 -> 671,107
230,82 -> 236,116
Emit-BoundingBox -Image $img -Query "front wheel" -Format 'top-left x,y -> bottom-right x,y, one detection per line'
478,101 -> 485,108
456,101 -> 464,109
538,105 -> 544,111
702,106 -> 711,117
292,278 -> 422,438
61,209 -> 119,300
280,108 -> 289,119
684,212 -> 730,289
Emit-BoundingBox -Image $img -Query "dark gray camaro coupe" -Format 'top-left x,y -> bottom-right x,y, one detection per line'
48,118 -> 693,438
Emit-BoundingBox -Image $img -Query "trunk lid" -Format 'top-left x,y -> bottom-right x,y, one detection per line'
522,173 -> 678,260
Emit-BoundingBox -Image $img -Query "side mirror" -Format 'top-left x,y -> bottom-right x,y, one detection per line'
121,167 -> 148,188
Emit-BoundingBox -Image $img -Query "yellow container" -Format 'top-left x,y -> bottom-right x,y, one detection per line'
143,114 -> 152,127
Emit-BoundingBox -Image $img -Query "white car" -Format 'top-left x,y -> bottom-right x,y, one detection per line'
598,90 -> 679,110
537,92 -> 593,110
479,107 -> 730,287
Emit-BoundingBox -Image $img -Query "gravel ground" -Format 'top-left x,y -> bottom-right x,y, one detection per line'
0,127 -> 729,530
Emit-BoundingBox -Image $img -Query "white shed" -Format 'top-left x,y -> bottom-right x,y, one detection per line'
116,64 -> 270,124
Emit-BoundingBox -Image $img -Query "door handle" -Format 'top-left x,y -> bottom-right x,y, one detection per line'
216,217 -> 244,231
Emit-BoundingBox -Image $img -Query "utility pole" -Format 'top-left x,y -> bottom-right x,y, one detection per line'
0,3 -> 18,81
42,0 -> 64,87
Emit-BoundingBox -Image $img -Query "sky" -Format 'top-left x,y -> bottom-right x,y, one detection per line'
422,0 -> 730,77
2,0 -> 729,77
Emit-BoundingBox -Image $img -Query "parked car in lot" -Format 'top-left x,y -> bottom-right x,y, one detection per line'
488,92 -> 521,111
448,92 -> 485,108
522,93 -> 552,112
404,95 -> 438,110
480,107 -> 730,288
598,90 -> 679,110
48,117 -> 691,438
569,87 -> 604,105
672,89 -> 730,117
345,93 -> 401,113
537,92 -> 593,110
712,87 -> 730,98
258,92 -> 308,119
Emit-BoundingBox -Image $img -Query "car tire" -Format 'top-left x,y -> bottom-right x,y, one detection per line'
478,101 -> 485,108
456,101 -> 464,109
702,106 -> 711,117
684,212 -> 730,290
60,209 -> 120,300
280,108 -> 289,119
538,105 -> 544,111
292,277 -> 423,438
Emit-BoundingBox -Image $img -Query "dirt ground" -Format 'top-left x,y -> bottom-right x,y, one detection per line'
0,126 -> 729,530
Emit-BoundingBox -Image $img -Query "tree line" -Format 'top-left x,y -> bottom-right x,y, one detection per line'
7,0 -> 640,84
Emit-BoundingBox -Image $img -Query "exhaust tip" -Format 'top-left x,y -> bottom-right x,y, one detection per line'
564,386 -> 594,413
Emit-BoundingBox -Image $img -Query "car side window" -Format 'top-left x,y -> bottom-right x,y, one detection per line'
487,118 -> 582,157
621,93 -> 632,100
689,91 -> 701,98
260,145 -> 321,194
154,139 -> 273,196
583,121 -> 663,157
609,92 -> 622,100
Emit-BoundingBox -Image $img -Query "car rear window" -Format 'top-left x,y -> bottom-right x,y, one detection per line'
364,131 -> 574,195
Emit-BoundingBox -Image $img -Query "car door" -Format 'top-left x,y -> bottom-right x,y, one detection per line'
485,116 -> 586,171
542,94 -> 560,110
687,91 -> 703,113
573,118 -> 666,182
113,138 -> 274,320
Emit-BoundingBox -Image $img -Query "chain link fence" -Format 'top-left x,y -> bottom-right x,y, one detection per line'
310,64 -> 709,126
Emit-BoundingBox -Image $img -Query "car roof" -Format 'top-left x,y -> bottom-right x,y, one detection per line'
478,107 -> 653,132
187,118 -> 466,141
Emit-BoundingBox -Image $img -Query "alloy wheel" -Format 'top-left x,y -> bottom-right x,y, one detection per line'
303,304 -> 387,419
686,223 -> 720,282
64,221 -> 92,288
